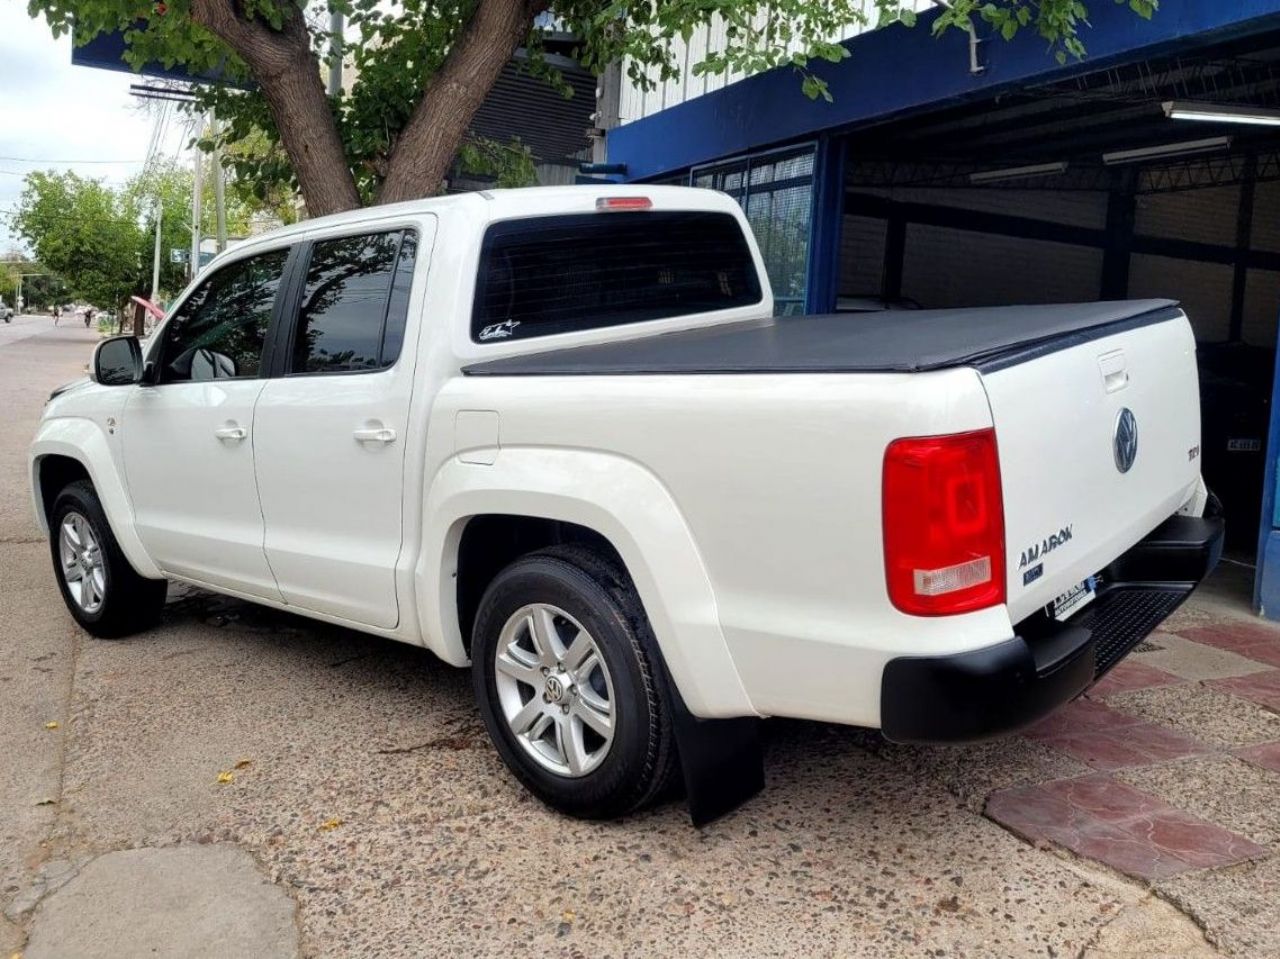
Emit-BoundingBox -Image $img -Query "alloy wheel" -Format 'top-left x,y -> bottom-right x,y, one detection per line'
493,603 -> 616,777
59,511 -> 106,614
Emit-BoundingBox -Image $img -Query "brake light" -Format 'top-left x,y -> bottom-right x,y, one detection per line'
882,429 -> 1006,616
596,196 -> 652,211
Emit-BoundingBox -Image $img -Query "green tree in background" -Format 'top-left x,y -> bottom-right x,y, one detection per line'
11,161 -> 227,314
28,0 -> 1157,218
12,171 -> 142,312
0,263 -> 18,305
20,273 -> 71,312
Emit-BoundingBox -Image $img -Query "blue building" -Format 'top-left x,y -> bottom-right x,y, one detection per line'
603,1 -> 1280,615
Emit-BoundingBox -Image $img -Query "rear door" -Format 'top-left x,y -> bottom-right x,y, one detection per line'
253,222 -> 432,628
981,312 -> 1203,623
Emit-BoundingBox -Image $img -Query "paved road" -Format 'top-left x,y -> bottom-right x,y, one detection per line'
2,322 -> 1275,957
0,313 -> 82,350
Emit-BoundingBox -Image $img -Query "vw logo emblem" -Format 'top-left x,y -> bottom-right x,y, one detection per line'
544,675 -> 564,702
1114,407 -> 1138,474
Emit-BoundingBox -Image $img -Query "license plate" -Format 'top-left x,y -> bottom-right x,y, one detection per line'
1051,577 -> 1097,622
1227,438 -> 1262,452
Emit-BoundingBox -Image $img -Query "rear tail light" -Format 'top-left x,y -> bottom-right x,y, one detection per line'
882,428 -> 1006,616
596,196 -> 652,211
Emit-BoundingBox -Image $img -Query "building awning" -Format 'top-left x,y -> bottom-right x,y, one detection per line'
607,0 -> 1280,181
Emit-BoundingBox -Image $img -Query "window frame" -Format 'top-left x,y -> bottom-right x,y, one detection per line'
149,244 -> 298,387
272,227 -> 420,379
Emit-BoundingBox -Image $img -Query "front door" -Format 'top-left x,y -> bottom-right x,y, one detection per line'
122,247 -> 291,599
254,225 -> 428,628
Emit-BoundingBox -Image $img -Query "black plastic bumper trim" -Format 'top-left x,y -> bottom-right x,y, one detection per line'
880,514 -> 1223,745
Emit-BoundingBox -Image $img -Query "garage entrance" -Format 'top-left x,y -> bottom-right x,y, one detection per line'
837,33 -> 1280,593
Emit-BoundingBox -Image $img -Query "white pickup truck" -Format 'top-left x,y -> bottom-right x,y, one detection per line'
30,186 -> 1222,823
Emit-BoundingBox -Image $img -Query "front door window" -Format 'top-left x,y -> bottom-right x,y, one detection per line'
158,250 -> 288,383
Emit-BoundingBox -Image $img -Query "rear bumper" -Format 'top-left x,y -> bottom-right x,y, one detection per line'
880,514 -> 1223,744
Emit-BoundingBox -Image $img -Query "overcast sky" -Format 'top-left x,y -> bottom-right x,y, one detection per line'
0,3 -> 191,253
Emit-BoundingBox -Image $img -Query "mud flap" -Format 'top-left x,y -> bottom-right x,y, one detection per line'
667,685 -> 764,827
611,557 -> 764,826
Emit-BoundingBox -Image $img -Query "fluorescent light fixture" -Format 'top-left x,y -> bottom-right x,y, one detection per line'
1164,100 -> 1280,127
969,161 -> 1068,184
1103,136 -> 1231,166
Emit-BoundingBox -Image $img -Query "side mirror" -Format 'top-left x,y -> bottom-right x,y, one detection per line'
92,335 -> 143,386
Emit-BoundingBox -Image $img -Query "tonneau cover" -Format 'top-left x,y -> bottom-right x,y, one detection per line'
462,299 -> 1181,377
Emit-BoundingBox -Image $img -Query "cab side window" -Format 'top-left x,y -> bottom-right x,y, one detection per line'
288,230 -> 417,375
159,249 -> 288,384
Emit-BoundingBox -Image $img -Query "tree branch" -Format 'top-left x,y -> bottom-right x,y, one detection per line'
190,0 -> 361,216
378,0 -> 549,204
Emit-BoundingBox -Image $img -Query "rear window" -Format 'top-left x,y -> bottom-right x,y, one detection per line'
471,211 -> 762,342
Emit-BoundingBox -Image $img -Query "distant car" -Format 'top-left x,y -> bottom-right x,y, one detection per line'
0,299 -> 12,323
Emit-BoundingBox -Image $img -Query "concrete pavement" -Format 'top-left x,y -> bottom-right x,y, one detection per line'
0,318 -> 1276,957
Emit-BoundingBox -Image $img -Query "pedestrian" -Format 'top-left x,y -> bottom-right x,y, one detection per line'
52,305 -> 60,326
84,307 -> 94,329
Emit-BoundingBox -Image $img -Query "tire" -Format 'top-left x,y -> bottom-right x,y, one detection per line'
49,480 -> 166,638
471,545 -> 678,820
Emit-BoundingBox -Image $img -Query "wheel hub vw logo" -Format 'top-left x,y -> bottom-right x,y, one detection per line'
1114,408 -> 1138,474
544,675 -> 565,702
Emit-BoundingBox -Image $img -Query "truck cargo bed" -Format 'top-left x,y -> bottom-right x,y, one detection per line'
462,300 -> 1180,376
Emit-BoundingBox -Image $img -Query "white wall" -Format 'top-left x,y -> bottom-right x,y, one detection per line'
617,2 -> 934,125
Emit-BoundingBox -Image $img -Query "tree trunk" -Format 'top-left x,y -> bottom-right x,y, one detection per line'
191,0 -> 361,217
378,0 -> 548,204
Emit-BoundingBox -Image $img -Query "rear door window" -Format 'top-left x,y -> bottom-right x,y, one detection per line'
471,211 -> 762,342
288,230 -> 418,374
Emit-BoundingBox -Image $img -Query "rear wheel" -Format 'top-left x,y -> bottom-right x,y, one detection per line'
471,546 -> 678,819
49,480 -> 166,638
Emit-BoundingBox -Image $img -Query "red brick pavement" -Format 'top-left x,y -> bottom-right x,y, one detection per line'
985,617 -> 1280,882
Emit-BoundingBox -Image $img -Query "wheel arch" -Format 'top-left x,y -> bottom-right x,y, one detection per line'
29,420 -> 162,579
417,450 -> 756,719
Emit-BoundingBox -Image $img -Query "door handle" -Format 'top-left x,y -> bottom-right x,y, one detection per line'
353,426 -> 397,445
213,424 -> 247,442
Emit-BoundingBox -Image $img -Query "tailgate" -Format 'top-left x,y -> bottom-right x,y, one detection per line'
981,311 -> 1203,623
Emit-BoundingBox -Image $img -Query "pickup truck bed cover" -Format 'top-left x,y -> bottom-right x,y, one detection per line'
462,299 -> 1181,377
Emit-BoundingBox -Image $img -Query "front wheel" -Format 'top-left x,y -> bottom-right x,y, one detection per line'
49,480 -> 166,638
471,546 -> 678,820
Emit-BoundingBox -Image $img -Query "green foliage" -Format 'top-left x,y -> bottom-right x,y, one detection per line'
0,263 -> 18,303
930,0 -> 1158,67
27,0 -> 1158,206
11,162 -> 212,309
12,170 -> 144,310
122,159 -> 228,293
22,273 -> 71,311
218,128 -> 302,226
457,136 -> 538,188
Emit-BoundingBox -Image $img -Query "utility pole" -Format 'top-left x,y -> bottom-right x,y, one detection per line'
191,134 -> 204,280
328,6 -> 344,97
150,200 -> 163,302
211,112 -> 227,253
